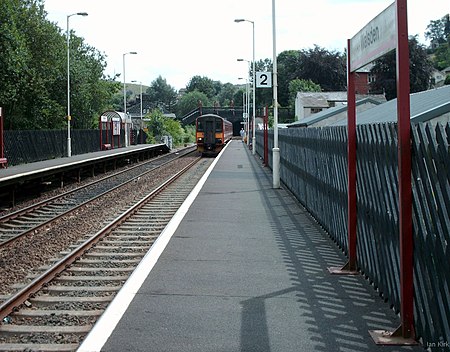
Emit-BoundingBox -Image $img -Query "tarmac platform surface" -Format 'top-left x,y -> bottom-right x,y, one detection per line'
79,140 -> 421,352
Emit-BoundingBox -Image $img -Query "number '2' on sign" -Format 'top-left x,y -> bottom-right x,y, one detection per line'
256,72 -> 272,88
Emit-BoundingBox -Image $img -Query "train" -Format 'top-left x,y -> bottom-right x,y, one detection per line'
195,114 -> 233,156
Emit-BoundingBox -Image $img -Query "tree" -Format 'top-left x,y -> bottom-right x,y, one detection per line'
0,0 -> 120,130
432,43 -> 450,71
288,79 -> 321,106
425,14 -> 450,47
216,83 -> 237,107
0,0 -> 29,120
186,76 -> 216,99
426,14 -> 450,71
276,47 -> 346,106
277,50 -> 302,106
146,76 -> 178,113
177,90 -> 210,117
69,35 -> 120,128
370,36 -> 434,100
299,46 -> 347,92
0,0 -> 65,129
146,109 -> 190,146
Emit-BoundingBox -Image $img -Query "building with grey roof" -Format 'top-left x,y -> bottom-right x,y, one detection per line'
294,91 -> 386,122
330,85 -> 450,126
288,97 -> 383,128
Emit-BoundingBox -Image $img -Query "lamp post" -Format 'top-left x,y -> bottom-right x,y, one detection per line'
237,59 -> 251,146
238,77 -> 248,142
131,80 -> 143,121
272,0 -> 280,188
67,12 -> 88,157
123,51 -> 137,147
235,18 -> 256,154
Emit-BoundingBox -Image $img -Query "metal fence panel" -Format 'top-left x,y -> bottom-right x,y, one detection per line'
256,122 -> 450,349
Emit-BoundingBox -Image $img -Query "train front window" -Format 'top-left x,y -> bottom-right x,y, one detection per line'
215,120 -> 222,132
197,121 -> 204,132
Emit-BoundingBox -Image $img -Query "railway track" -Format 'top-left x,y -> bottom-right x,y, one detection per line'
0,155 -> 212,351
0,146 -> 196,248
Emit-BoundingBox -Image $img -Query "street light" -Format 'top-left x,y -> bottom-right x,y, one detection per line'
238,77 -> 248,142
67,12 -> 88,157
235,18 -> 256,154
237,59 -> 251,145
131,80 -> 143,122
123,51 -> 137,147
272,0 -> 280,188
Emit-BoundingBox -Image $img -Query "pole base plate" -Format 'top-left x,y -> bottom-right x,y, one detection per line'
369,329 -> 419,346
328,261 -> 359,275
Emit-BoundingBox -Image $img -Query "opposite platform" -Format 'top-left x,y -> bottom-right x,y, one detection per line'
0,143 -> 168,187
80,140 -> 421,352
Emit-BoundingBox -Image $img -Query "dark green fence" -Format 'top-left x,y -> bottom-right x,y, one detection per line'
256,122 -> 449,351
4,129 -> 148,166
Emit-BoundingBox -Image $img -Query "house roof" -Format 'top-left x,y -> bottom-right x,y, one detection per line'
288,97 -> 382,128
297,94 -> 329,108
296,91 -> 348,104
331,85 -> 450,126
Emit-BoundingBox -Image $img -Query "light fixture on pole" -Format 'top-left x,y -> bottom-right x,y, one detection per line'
237,59 -> 251,146
122,51 -> 137,147
272,0 -> 280,188
67,11 -> 88,157
235,18 -> 256,154
131,80 -> 143,121
238,77 -> 248,141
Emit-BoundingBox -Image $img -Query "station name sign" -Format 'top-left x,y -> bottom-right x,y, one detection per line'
350,1 -> 397,72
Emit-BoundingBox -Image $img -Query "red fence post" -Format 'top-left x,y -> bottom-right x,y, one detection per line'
264,105 -> 268,166
329,39 -> 358,275
396,0 -> 414,339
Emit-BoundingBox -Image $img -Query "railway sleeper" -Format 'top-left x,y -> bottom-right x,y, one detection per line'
12,309 -> 103,317
0,324 -> 91,334
29,295 -> 113,305
55,275 -> 129,281
0,343 -> 80,351
44,286 -> 119,293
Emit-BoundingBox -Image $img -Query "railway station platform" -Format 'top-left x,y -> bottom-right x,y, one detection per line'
79,140 -> 422,352
0,143 -> 169,186
0,143 -> 169,208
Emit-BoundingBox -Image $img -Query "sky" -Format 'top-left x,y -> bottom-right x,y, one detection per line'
43,0 -> 449,91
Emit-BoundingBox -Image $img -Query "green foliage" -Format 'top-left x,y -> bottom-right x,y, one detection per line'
370,36 -> 434,100
288,79 -> 321,106
146,76 -> 178,113
186,75 -> 216,99
425,14 -> 450,46
433,44 -> 450,70
145,109 -> 192,146
177,90 -> 210,117
277,47 -> 346,106
426,14 -> 450,71
445,75 -> 450,85
216,83 -> 237,107
0,0 -> 120,130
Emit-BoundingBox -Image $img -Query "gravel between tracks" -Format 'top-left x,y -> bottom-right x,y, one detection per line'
0,155 -> 199,297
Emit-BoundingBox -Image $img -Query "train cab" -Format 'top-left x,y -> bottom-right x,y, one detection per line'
196,114 -> 233,156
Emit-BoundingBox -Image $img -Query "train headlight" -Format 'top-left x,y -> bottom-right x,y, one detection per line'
216,138 -> 222,144
197,138 -> 203,143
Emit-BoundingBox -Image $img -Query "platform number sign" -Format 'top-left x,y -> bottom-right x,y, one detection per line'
256,72 -> 272,88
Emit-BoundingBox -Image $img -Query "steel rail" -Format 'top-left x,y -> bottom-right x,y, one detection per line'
0,156 -> 201,321
0,147 -> 196,249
